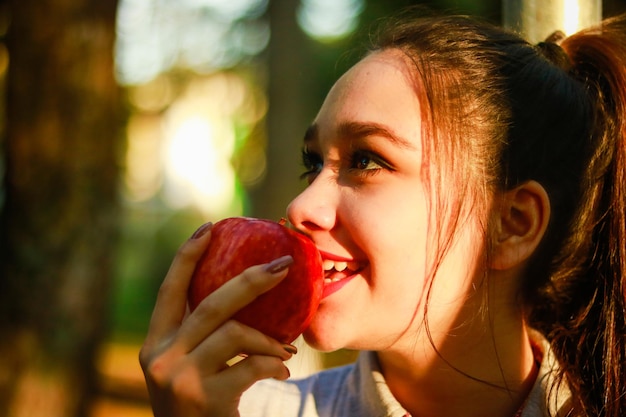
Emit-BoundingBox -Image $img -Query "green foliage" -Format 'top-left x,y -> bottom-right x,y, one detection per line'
109,202 -> 205,341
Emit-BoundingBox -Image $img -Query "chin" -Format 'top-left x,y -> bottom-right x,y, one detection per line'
302,318 -> 348,353
302,333 -> 342,353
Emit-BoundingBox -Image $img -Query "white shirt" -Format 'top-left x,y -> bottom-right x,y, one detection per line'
239,343 -> 570,417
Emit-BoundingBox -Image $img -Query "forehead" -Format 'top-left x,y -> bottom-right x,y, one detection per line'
312,49 -> 422,147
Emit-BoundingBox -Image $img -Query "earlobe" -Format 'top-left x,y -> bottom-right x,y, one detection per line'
490,181 -> 551,270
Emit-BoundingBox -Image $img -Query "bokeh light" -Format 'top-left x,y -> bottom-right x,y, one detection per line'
297,0 -> 364,41
117,0 -> 269,219
122,71 -> 267,219
564,0 -> 582,35
115,0 -> 268,85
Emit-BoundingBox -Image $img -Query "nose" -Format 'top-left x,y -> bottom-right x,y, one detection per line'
286,178 -> 337,234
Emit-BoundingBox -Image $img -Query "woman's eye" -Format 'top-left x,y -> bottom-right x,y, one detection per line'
300,149 -> 323,182
349,150 -> 385,173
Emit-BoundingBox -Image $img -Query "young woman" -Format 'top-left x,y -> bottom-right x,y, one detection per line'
139,11 -> 626,417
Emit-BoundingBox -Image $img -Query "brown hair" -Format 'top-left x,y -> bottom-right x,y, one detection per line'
372,11 -> 626,417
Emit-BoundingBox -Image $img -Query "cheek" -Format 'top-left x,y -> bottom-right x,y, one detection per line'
339,180 -> 431,285
346,180 -> 429,231
362,194 -> 431,285
376,229 -> 431,305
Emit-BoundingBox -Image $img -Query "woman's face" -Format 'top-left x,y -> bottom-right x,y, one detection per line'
287,49 -> 485,354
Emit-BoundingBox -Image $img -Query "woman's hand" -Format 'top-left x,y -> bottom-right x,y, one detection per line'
139,223 -> 297,417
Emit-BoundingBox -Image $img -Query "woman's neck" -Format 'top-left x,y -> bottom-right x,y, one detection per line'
377,311 -> 538,417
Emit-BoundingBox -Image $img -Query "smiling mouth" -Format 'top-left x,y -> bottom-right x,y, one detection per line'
322,259 -> 364,283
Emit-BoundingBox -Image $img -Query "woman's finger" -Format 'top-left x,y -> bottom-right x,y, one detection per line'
145,223 -> 213,346
144,352 -> 290,417
187,320 -> 295,375
203,354 -> 291,404
173,256 -> 293,352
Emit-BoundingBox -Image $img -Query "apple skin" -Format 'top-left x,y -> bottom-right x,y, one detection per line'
188,217 -> 324,344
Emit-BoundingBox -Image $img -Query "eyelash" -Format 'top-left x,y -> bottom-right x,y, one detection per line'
300,149 -> 323,181
300,148 -> 390,182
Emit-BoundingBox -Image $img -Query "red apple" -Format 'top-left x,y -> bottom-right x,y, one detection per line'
188,217 -> 323,343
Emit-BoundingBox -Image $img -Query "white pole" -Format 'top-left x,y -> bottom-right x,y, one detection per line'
503,0 -> 602,43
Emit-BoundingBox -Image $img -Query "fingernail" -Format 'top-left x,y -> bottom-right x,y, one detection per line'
191,222 -> 213,239
264,255 -> 294,274
282,344 -> 298,355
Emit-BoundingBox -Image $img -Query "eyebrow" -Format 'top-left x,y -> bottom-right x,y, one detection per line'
303,121 -> 416,150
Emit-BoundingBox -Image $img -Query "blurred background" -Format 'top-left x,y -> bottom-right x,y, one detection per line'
0,0 -> 624,416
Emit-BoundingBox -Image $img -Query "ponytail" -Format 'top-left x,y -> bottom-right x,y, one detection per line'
545,15 -> 626,417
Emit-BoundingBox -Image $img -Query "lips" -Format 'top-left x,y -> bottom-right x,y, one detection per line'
319,251 -> 365,298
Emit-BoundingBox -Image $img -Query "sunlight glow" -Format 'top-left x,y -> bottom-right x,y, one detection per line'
123,71 -> 266,218
563,0 -> 581,35
117,0 -> 270,219
163,117 -> 236,216
297,0 -> 363,41
506,0 -> 602,42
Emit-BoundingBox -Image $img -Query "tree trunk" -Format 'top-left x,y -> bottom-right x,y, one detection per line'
0,1 -> 122,416
249,0 -> 315,220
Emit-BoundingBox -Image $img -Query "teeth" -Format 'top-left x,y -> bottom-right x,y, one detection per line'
334,261 -> 347,272
323,259 -> 335,271
323,259 -> 360,272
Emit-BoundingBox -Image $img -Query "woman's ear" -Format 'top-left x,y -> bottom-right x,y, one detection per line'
490,180 -> 551,270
